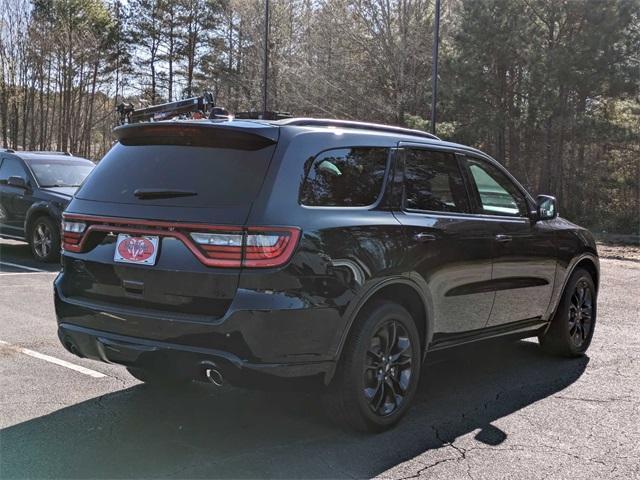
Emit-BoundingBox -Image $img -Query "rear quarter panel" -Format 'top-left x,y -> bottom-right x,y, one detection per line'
243,129 -> 411,361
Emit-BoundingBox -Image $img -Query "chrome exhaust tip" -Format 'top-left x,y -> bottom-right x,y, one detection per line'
204,367 -> 224,387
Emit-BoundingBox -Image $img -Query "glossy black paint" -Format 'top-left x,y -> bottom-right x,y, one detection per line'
0,151 -> 94,242
54,120 -> 599,385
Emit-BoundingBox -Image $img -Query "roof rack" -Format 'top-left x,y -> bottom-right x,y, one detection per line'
280,118 -> 440,140
235,111 -> 293,121
1,149 -> 72,155
30,150 -> 72,156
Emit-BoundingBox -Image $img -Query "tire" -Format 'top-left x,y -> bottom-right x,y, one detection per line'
29,216 -> 60,263
325,301 -> 422,433
539,268 -> 596,357
126,366 -> 191,389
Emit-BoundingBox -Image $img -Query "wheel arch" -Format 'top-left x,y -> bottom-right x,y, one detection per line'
25,203 -> 60,237
546,252 -> 600,326
326,276 -> 433,385
574,257 -> 599,291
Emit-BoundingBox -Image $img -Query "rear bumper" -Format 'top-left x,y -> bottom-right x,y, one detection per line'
54,276 -> 340,383
57,323 -> 333,384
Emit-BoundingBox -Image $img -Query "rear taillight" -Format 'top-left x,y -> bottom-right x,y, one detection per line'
62,221 -> 86,233
190,232 -> 244,267
61,221 -> 86,251
62,214 -> 300,268
190,228 -> 300,268
244,229 -> 298,267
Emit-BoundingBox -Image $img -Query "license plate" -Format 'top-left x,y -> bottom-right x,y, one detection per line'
114,234 -> 159,265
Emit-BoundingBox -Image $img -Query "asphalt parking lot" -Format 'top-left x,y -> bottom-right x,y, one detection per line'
1,237 -> 639,479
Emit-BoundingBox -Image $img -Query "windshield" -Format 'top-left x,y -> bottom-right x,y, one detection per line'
30,161 -> 94,188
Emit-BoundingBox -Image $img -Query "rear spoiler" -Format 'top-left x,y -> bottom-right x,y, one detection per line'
113,121 -> 279,151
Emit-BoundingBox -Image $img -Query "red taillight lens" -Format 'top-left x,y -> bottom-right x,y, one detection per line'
190,228 -> 300,268
190,232 -> 244,267
61,221 -> 86,251
244,228 -> 300,267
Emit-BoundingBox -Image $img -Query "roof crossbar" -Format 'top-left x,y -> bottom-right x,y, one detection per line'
280,118 -> 440,140
30,150 -> 72,156
235,111 -> 293,120
1,149 -> 71,155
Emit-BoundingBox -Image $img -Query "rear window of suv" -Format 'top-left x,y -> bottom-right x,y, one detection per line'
300,147 -> 389,207
76,142 -> 276,207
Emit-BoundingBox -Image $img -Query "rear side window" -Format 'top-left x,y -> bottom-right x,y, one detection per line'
76,143 -> 276,207
0,158 -> 27,183
300,148 -> 389,207
403,149 -> 469,213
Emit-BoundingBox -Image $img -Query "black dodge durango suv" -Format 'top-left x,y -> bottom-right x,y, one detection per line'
55,118 -> 599,432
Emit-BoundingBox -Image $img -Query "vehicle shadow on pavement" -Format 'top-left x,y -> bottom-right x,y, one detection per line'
0,240 -> 60,272
0,339 -> 588,479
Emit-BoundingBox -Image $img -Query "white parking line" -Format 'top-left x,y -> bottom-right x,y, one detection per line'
0,260 -> 50,273
0,340 -> 107,378
0,271 -> 57,276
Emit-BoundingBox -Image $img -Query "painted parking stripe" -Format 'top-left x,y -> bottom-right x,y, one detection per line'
0,340 -> 106,378
0,260 -> 49,273
0,271 -> 57,276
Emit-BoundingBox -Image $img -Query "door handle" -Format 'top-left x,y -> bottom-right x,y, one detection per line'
413,232 -> 437,242
495,234 -> 512,243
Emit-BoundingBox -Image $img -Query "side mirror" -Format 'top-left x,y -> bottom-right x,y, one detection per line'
7,176 -> 28,189
536,195 -> 558,221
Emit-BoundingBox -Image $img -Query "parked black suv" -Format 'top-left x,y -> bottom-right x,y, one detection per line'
55,119 -> 599,432
0,150 -> 94,262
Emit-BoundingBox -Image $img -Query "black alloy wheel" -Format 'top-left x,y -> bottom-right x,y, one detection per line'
30,216 -> 60,263
325,300 -> 421,432
568,278 -> 594,349
540,268 -> 596,357
364,320 -> 414,416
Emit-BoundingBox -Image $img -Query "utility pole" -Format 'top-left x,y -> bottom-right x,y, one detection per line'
431,0 -> 441,135
262,0 -> 270,118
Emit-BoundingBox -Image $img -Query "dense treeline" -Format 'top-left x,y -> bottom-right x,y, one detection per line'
1,0 -> 638,232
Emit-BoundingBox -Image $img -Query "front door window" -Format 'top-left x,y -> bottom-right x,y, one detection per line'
464,158 -> 527,217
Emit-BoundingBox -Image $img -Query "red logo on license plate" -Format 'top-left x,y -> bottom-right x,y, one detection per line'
117,237 -> 155,262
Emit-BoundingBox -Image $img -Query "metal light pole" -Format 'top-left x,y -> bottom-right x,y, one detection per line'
262,0 -> 270,118
431,0 -> 441,135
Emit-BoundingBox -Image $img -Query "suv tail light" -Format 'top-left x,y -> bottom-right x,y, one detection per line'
62,214 -> 300,269
62,221 -> 87,233
189,228 -> 300,267
61,221 -> 87,250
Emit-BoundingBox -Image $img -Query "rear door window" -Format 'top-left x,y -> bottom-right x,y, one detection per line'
76,143 -> 276,207
403,148 -> 469,213
300,147 -> 389,207
0,158 -> 27,184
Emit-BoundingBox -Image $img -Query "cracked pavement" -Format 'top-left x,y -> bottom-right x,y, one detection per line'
0,238 -> 639,479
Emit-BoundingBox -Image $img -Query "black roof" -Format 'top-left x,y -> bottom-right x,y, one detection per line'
110,116 -> 491,158
273,118 -> 440,141
115,116 -> 440,139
